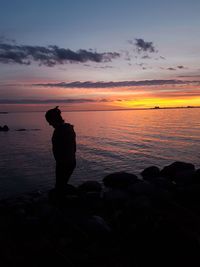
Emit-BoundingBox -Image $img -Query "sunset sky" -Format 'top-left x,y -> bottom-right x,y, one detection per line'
0,0 -> 200,111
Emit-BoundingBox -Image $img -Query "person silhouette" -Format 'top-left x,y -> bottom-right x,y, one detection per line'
45,106 -> 76,193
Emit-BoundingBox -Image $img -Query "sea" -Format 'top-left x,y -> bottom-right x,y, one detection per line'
0,108 -> 200,198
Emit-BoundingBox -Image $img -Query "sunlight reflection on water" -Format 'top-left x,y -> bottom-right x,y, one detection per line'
0,108 -> 200,197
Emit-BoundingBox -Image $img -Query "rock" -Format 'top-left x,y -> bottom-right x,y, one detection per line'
103,172 -> 138,189
141,166 -> 160,181
173,170 -> 196,185
160,161 -> 195,179
78,181 -> 102,194
103,188 -> 130,202
0,125 -> 9,131
78,215 -> 111,239
192,169 -> 200,184
151,177 -> 175,191
128,180 -> 155,197
16,128 -> 27,131
48,185 -> 78,205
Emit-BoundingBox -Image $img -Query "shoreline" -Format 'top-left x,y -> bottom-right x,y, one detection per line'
1,161 -> 200,266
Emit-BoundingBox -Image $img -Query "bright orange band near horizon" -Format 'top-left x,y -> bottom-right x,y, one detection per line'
113,97 -> 200,109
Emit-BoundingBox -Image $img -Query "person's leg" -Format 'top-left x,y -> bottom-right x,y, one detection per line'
55,160 -> 76,192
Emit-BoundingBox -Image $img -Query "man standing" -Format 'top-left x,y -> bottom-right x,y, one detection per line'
45,106 -> 76,193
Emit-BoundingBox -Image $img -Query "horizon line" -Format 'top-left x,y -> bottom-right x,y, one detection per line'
1,105 -> 200,114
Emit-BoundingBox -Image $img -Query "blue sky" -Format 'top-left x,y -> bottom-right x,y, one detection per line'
0,0 -> 200,109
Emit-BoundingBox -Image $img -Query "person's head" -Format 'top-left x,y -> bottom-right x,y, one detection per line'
45,106 -> 64,128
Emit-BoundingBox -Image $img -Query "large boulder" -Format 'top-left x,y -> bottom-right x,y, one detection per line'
103,172 -> 138,189
127,180 -> 155,197
141,166 -> 160,181
160,161 -> 195,179
77,215 -> 111,240
0,125 -> 9,131
191,169 -> 200,184
173,170 -> 196,185
78,181 -> 102,194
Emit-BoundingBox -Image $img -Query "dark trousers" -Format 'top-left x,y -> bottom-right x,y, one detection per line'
55,160 -> 76,192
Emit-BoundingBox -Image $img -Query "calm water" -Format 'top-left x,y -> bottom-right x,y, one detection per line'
0,108 -> 200,198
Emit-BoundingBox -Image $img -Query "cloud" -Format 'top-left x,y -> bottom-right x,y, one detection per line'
134,38 -> 156,53
177,65 -> 185,69
33,79 -> 200,89
0,42 -> 120,66
0,98 -> 112,104
167,67 -> 176,71
141,55 -> 151,59
178,74 -> 200,78
164,65 -> 187,71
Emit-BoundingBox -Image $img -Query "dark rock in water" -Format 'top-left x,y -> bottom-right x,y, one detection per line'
64,184 -> 78,195
141,166 -> 160,181
103,172 -> 138,189
176,184 -> 200,207
78,215 -> 111,240
78,181 -> 102,194
16,128 -> 27,131
173,170 -> 196,185
48,185 -> 78,204
160,161 -> 195,179
103,188 -> 131,205
151,177 -> 175,190
192,169 -> 200,184
0,125 -> 9,131
127,180 -> 155,197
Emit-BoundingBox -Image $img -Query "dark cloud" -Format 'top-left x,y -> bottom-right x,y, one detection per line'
0,98 -> 111,104
134,38 -> 156,53
0,35 -> 16,44
164,66 -> 187,71
0,42 -> 120,66
33,79 -> 200,89
177,65 -> 186,69
167,67 -> 176,71
141,55 -> 151,59
178,74 -> 200,78
94,65 -> 114,69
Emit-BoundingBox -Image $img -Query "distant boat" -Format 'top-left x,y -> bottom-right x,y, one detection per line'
154,106 -> 160,109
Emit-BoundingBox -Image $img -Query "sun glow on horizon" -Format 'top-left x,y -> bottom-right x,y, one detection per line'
113,96 -> 200,109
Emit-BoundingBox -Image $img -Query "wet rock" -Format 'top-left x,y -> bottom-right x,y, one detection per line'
103,172 -> 138,189
78,181 -> 102,194
78,215 -> 111,240
104,188 -> 130,202
151,177 -> 175,191
173,170 -> 196,185
48,185 -> 77,204
103,188 -> 132,214
128,180 -> 155,197
160,161 -> 195,179
141,166 -> 160,181
64,184 -> 78,195
0,125 -> 9,131
16,128 -> 27,131
192,169 -> 200,184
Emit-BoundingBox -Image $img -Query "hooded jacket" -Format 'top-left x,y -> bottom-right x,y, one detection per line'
52,123 -> 76,163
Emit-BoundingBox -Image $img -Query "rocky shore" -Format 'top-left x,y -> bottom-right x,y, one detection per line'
1,161 -> 200,266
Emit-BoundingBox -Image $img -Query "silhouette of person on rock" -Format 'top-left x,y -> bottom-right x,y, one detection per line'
45,106 -> 76,194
